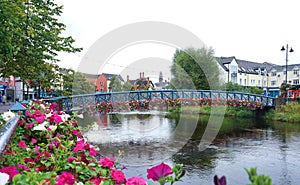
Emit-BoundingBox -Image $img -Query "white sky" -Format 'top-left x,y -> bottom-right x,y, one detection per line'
56,0 -> 300,80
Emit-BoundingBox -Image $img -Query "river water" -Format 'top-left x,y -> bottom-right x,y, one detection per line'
79,112 -> 300,185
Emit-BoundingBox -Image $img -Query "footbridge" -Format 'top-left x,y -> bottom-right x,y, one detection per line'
45,90 -> 274,112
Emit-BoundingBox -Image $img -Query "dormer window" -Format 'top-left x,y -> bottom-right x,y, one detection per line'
271,72 -> 277,76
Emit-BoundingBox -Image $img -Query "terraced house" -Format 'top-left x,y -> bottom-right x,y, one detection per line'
218,56 -> 300,97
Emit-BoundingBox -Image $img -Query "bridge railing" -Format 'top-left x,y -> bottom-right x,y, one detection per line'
44,90 -> 274,112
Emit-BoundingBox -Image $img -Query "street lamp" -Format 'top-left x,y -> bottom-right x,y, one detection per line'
281,44 -> 294,84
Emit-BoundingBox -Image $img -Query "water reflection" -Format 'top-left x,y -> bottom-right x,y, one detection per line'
78,113 -> 300,185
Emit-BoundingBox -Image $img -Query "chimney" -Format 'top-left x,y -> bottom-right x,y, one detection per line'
142,72 -> 144,78
140,72 -> 142,79
127,75 -> 130,82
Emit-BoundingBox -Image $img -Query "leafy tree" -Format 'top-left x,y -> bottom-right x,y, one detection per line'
72,72 -> 95,95
0,0 -> 82,98
224,82 -> 244,92
109,76 -> 122,92
170,47 -> 220,90
122,82 -> 134,91
224,82 -> 263,94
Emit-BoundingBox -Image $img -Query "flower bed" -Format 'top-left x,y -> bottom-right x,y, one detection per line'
0,100 -> 185,185
86,98 -> 265,113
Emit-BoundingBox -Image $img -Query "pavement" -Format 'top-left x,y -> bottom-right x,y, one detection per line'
0,102 -> 15,113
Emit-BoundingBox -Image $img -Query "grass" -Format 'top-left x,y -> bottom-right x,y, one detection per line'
266,102 -> 300,123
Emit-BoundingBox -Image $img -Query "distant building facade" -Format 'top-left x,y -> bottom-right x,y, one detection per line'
218,56 -> 300,97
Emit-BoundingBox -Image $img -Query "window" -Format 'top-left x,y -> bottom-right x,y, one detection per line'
294,69 -> 299,75
258,80 -> 260,86
271,72 -> 277,76
271,81 -> 276,86
293,79 -> 299,85
100,82 -> 104,86
263,80 -> 267,86
244,79 -> 247,86
100,88 -> 104,92
240,78 -> 242,85
251,79 -> 255,84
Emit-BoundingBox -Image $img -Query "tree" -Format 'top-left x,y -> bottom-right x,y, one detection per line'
170,47 -> 220,90
72,72 -> 95,95
109,76 -> 122,92
122,82 -> 134,91
0,0 -> 82,98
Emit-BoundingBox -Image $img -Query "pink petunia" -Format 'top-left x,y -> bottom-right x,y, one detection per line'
31,138 -> 37,144
56,171 -> 76,185
99,157 -> 115,168
35,115 -> 46,123
66,157 -> 77,163
146,162 -> 173,181
18,140 -> 27,149
17,164 -> 29,172
126,176 -> 148,185
73,140 -> 85,153
25,111 -> 33,118
34,145 -> 40,151
90,177 -> 104,185
111,169 -> 126,184
26,123 -> 34,129
89,147 -> 97,157
0,166 -> 18,182
54,114 -> 63,123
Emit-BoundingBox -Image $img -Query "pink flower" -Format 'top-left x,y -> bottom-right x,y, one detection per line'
34,145 -> 40,151
67,157 -> 77,163
89,147 -> 97,157
53,114 -> 63,123
17,164 -> 29,172
26,123 -> 34,129
55,171 -> 76,185
31,138 -> 37,144
35,115 -> 46,123
99,157 -> 115,168
111,169 -> 125,184
90,177 -> 104,185
73,140 -> 85,152
0,166 -> 18,182
18,140 -> 27,149
25,111 -> 33,117
147,162 -> 173,181
126,176 -> 148,185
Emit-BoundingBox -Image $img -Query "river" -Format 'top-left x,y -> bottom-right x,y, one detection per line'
79,111 -> 300,185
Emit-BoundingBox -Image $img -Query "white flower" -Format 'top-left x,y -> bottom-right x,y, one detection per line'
0,172 -> 9,185
2,111 -> 15,121
60,113 -> 70,122
49,125 -> 57,132
40,104 -> 46,110
33,121 -> 48,131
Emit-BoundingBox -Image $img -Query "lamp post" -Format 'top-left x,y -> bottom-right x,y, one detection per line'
281,44 -> 294,84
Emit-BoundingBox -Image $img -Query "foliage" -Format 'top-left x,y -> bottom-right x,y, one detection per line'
170,47 -> 220,90
0,100 -> 185,184
245,168 -> 272,185
72,72 -> 95,95
224,82 -> 263,94
109,76 -> 123,92
122,82 -> 134,91
266,102 -> 300,123
0,0 -> 81,91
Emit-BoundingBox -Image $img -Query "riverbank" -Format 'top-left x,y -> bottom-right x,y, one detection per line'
265,102 -> 300,123
165,105 -> 255,119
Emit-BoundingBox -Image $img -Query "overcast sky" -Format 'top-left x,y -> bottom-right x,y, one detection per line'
56,0 -> 300,80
